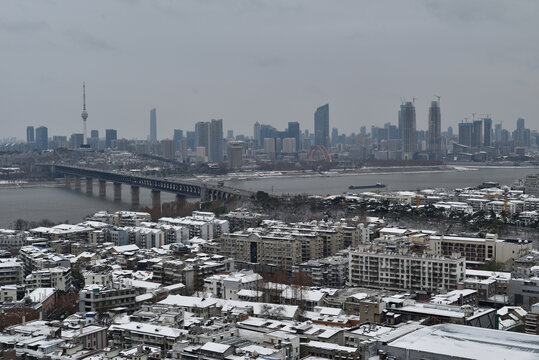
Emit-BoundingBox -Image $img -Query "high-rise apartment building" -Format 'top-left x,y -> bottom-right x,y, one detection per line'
195,122 -> 210,153
161,139 -> 174,159
186,131 -> 196,151
483,118 -> 492,147
35,126 -> 48,150
314,104 -> 329,149
253,122 -> 261,148
105,129 -> 117,149
227,142 -> 243,169
401,102 -> 416,159
428,100 -> 441,160
287,121 -> 300,151
70,133 -> 84,149
150,108 -> 157,141
26,126 -> 34,143
472,120 -> 482,147
458,122 -> 473,147
173,129 -> 183,153
209,119 -> 223,163
517,117 -> 525,131
495,123 -> 502,143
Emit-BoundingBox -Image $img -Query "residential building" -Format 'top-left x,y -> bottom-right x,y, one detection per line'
25,267 -> 72,292
150,108 -> 157,141
349,249 -> 466,293
35,126 -> 48,150
78,285 -> 137,313
427,100 -> 441,160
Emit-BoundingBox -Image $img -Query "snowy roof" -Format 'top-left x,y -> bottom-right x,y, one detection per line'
111,244 -> 139,253
28,288 -> 55,303
387,323 -> 539,360
158,295 -> 220,308
237,289 -> 263,297
281,288 -> 325,302
200,342 -> 231,354
430,289 -> 477,305
109,322 -> 187,338
305,341 -> 358,353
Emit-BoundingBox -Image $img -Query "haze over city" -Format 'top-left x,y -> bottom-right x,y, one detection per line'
2,0 -> 539,139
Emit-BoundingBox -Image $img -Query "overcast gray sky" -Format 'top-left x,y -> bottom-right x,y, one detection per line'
1,0 -> 538,140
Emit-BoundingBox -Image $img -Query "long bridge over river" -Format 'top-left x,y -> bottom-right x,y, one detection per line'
42,164 -> 253,216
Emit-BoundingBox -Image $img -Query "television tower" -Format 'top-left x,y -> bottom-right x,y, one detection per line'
81,82 -> 88,145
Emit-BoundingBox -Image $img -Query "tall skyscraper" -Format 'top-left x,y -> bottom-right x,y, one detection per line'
314,104 -> 329,149
517,117 -> 525,131
81,83 -> 88,146
483,118 -> 492,147
195,121 -> 210,153
458,122 -> 473,146
105,129 -> 117,149
253,122 -> 261,148
173,129 -> 183,153
227,141 -> 243,169
495,123 -> 502,143
150,108 -> 157,141
331,128 -> 338,147
401,101 -> 416,159
360,126 -> 367,136
447,126 -> 453,137
35,126 -> 48,150
428,100 -> 442,160
209,119 -> 223,163
26,126 -> 34,143
472,120 -> 482,147
186,131 -> 196,151
90,130 -> 99,139
287,121 -> 300,151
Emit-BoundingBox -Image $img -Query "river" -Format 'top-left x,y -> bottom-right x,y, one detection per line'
0,166 -> 538,228
225,166 -> 539,195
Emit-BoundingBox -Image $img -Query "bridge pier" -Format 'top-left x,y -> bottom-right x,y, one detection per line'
113,182 -> 122,201
200,186 -> 209,202
64,175 -> 71,188
99,180 -> 106,197
74,176 -> 81,192
86,177 -> 93,194
151,189 -> 161,220
131,186 -> 140,206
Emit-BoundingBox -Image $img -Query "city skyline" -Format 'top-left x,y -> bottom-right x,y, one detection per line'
1,1 -> 538,139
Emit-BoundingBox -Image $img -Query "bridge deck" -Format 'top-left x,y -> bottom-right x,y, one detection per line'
49,164 -> 253,199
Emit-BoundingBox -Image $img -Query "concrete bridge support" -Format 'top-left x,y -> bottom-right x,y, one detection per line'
114,182 -> 122,201
99,180 -> 106,197
86,177 -> 93,194
151,189 -> 161,220
131,186 -> 140,206
74,176 -> 81,192
64,175 -> 71,188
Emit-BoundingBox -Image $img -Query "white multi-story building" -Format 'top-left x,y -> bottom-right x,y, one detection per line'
25,266 -> 72,292
349,249 -> 466,294
0,258 -> 23,286
204,270 -> 263,300
428,235 -> 532,264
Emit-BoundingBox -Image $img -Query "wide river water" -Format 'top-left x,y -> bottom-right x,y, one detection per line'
0,166 -> 538,228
